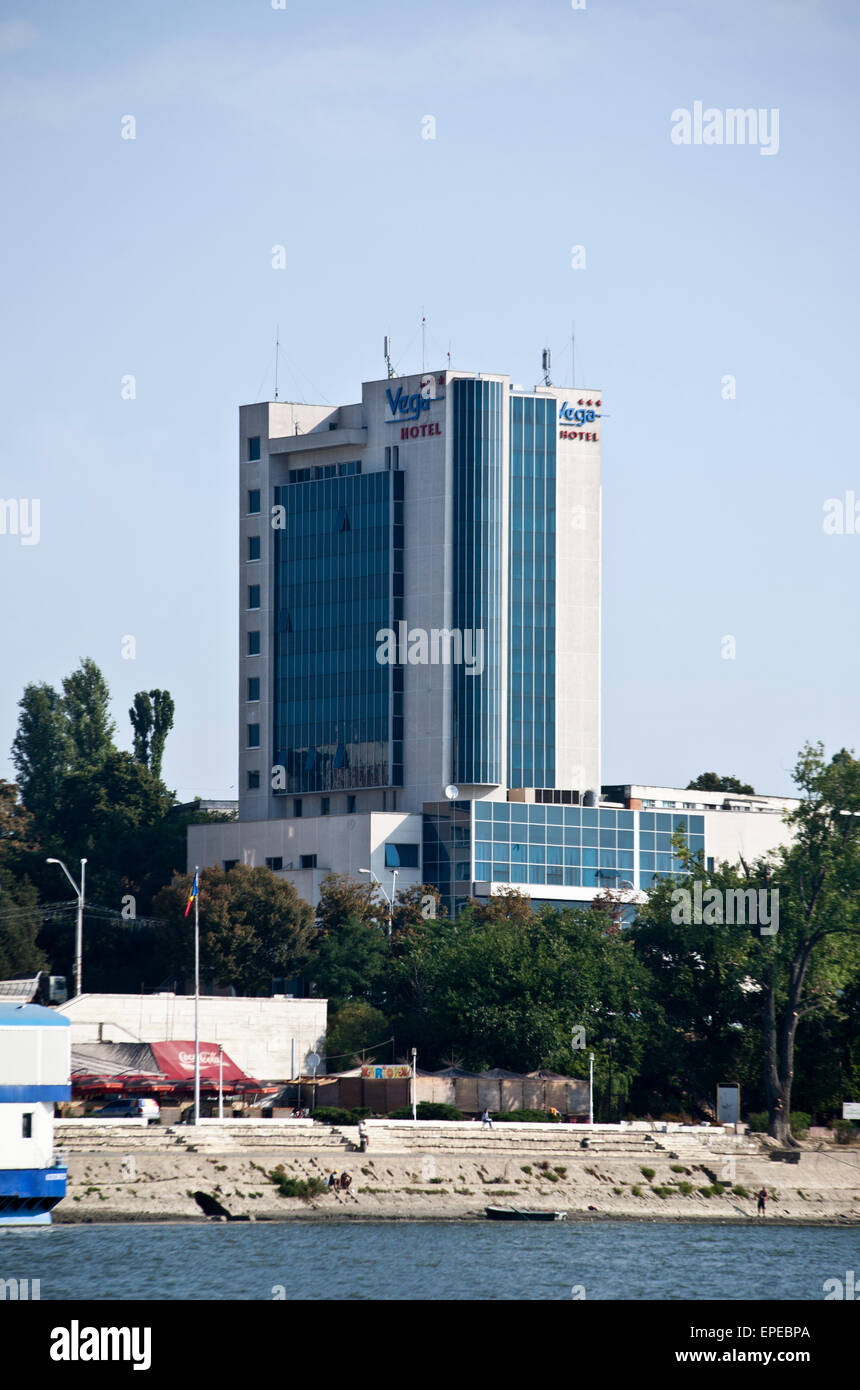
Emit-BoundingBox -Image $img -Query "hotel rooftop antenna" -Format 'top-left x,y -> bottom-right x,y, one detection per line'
384,335 -> 395,379
542,347 -> 552,387
274,325 -> 280,400
421,310 -> 426,374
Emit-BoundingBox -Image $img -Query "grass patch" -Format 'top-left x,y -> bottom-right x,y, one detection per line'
268,1166 -> 327,1200
631,1184 -> 643,1197
676,1181 -> 694,1196
612,1187 -> 623,1196
521,1165 -> 532,1175
732,1184 -> 750,1198
670,1164 -> 686,1174
553,1166 -> 567,1177
640,1167 -> 656,1181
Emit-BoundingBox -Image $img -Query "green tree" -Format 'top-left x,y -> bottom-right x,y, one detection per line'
754,744 -> 860,1143
388,903 -> 652,1074
0,872 -> 45,979
148,690 -> 175,780
325,1000 -> 390,1068
129,689 -> 175,779
129,692 -> 153,767
11,682 -> 71,833
687,772 -> 755,795
315,872 -> 387,934
62,658 -> 115,770
309,913 -> 390,1012
153,864 -> 314,996
631,854 -> 764,1117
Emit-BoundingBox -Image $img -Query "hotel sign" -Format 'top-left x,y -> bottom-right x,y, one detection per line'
559,397 -> 601,442
386,374 -> 445,439
361,1064 -> 412,1079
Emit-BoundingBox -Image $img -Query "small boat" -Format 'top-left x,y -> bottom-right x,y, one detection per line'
485,1206 -> 566,1222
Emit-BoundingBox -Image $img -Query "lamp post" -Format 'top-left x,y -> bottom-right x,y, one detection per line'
588,1051 -> 594,1126
46,858 -> 87,997
608,1036 -> 617,1124
359,867 -> 397,937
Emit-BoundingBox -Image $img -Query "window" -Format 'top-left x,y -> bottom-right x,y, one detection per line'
265,856 -> 283,871
248,630 -> 261,656
320,797 -> 330,816
248,488 -> 261,514
247,677 -> 260,702
300,854 -> 317,869
247,770 -> 260,790
22,1112 -> 32,1139
248,535 -> 261,561
247,723 -> 260,748
293,798 -> 303,818
384,843 -> 419,869
248,436 -> 261,462
347,795 -> 356,813
248,584 -> 260,609
223,859 -> 238,872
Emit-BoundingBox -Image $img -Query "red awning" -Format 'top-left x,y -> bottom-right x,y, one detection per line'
149,1041 -> 251,1083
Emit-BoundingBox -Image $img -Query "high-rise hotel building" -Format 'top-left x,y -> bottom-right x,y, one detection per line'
188,368 -> 795,915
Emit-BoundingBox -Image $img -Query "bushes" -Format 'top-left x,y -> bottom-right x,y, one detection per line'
640,1166 -> 656,1180
747,1110 -> 811,1137
833,1120 -> 857,1146
492,1109 -> 561,1124
387,1102 -> 464,1121
268,1166 -> 327,1200
312,1106 -> 362,1126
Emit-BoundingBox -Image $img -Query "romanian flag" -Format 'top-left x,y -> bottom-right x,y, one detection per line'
184,869 -> 199,919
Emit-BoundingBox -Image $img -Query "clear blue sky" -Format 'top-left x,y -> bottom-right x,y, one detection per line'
1,0 -> 857,801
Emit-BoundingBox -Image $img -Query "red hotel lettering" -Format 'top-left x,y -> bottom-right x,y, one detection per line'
560,430 -> 599,441
400,422 -> 442,440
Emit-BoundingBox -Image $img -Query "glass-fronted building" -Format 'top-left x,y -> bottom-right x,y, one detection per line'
423,800 -> 705,920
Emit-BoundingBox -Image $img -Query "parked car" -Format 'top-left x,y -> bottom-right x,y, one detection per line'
91,1098 -> 160,1123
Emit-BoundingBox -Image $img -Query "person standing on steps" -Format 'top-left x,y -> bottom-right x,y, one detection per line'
756,1186 -> 769,1216
358,1119 -> 369,1152
481,1108 -> 493,1130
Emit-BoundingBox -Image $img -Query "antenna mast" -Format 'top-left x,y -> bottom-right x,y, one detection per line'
384,335 -> 395,379
542,347 -> 552,387
274,325 -> 280,400
421,311 -> 426,374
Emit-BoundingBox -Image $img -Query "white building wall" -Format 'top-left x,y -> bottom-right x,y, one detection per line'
0,1101 -> 53,1170
59,994 -> 328,1081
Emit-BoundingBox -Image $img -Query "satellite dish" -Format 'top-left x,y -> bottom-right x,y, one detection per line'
444,784 -> 459,801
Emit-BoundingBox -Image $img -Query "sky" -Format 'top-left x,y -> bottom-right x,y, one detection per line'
0,0 -> 857,801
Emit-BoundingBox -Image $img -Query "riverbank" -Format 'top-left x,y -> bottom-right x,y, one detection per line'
53,1124 -> 860,1225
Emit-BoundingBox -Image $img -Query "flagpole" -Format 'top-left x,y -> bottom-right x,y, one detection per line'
193,866 -> 200,1126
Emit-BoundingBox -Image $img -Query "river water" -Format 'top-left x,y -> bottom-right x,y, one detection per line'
2,1221 -> 857,1300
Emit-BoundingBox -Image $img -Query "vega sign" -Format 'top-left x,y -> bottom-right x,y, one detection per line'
558,396 -> 601,442
385,374 -> 445,424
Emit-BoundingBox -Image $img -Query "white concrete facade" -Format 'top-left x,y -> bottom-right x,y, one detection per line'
59,994 -> 328,1082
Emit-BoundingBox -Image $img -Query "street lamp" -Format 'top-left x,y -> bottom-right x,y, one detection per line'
359,866 -> 398,937
46,858 -> 87,997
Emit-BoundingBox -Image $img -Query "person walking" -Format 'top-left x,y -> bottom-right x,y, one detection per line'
756,1186 -> 768,1216
358,1119 -> 369,1153
481,1108 -> 493,1130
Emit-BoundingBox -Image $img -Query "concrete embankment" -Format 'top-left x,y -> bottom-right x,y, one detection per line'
52,1120 -> 860,1225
